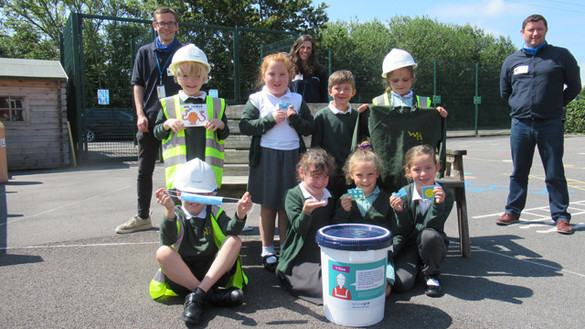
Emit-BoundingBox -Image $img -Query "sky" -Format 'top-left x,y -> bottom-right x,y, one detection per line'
324,0 -> 585,86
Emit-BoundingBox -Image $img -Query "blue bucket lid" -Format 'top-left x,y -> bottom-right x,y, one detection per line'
316,223 -> 392,251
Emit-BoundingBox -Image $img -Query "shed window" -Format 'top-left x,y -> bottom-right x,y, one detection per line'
0,96 -> 25,122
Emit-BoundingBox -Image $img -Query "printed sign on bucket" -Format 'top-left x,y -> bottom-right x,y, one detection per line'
327,258 -> 386,302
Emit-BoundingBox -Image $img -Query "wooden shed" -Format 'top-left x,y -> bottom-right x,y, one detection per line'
0,58 -> 70,169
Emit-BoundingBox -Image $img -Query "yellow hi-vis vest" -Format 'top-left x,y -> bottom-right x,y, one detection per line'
160,95 -> 225,189
372,92 -> 431,107
149,206 -> 248,300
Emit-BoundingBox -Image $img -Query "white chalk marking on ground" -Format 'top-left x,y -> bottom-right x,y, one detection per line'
473,200 -> 585,219
1,241 -> 159,251
534,226 -> 558,233
4,239 -> 584,279
1,185 -> 132,226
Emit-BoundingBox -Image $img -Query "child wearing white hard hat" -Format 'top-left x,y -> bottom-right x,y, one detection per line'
354,48 -> 449,192
352,49 -> 452,300
153,43 -> 229,192
151,158 -> 252,326
358,48 -> 448,115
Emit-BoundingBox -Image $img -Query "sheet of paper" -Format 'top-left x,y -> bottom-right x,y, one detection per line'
181,104 -> 208,127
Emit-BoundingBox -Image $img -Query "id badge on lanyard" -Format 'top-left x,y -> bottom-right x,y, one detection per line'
157,84 -> 166,98
156,51 -> 173,99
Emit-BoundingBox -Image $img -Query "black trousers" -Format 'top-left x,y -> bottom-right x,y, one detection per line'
136,131 -> 161,219
393,228 -> 447,293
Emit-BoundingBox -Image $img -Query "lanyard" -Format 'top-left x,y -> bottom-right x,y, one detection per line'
155,50 -> 172,85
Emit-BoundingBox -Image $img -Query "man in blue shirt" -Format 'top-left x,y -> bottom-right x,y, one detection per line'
497,14 -> 581,234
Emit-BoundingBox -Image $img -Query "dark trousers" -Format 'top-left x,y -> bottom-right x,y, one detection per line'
137,131 -> 161,219
393,228 -> 447,292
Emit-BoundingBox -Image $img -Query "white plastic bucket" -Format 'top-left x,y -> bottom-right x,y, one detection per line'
316,224 -> 392,327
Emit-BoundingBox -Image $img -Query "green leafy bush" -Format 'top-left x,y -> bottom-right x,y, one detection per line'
565,100 -> 585,134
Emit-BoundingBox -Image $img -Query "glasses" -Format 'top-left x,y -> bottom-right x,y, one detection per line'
154,21 -> 177,28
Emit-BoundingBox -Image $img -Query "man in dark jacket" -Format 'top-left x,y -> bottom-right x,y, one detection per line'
116,7 -> 182,233
497,14 -> 581,234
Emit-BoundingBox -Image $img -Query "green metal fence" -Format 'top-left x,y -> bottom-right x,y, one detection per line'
268,40 -> 511,132
330,58 -> 511,132
62,12 -> 511,164
61,13 -> 297,163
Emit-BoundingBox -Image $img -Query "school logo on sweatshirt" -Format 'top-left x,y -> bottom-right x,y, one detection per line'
408,131 -> 423,141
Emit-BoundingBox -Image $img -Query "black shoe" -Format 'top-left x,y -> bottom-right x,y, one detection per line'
182,287 -> 207,326
262,254 -> 278,272
209,287 -> 244,307
424,275 -> 443,297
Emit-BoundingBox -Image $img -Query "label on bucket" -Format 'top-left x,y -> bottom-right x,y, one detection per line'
326,258 -> 386,303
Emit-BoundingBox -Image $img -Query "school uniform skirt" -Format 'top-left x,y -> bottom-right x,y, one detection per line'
275,200 -> 333,305
248,147 -> 299,209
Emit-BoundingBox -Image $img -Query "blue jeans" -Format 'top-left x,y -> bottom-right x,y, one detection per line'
506,118 -> 570,222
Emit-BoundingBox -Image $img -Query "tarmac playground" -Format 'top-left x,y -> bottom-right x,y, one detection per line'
1,134 -> 585,328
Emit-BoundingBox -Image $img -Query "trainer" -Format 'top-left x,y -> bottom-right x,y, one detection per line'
497,14 -> 581,234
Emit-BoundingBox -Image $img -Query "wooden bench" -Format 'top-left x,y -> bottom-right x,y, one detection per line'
217,103 -> 318,198
218,104 -> 470,258
436,149 -> 470,258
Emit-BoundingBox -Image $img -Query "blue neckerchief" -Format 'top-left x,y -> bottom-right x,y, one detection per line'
155,37 -> 179,53
523,41 -> 547,55
356,186 -> 381,217
154,37 -> 179,84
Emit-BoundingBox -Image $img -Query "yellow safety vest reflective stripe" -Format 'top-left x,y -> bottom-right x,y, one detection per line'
160,95 -> 225,189
372,92 -> 431,107
149,207 -> 248,300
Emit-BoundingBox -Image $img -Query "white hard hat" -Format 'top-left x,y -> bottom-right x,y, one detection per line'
170,44 -> 210,73
381,48 -> 417,78
173,158 -> 218,193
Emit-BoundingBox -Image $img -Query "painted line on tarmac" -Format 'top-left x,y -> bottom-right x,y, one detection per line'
567,178 -> 585,192
473,200 -> 585,219
6,240 -> 585,279
1,185 -> 132,226
464,243 -> 585,278
528,174 -> 585,192
1,241 -> 159,251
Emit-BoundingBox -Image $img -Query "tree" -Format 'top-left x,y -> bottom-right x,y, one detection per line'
319,16 -> 517,129
578,87 -> 585,101
0,20 -> 58,59
1,0 -> 328,104
174,0 -> 328,100
319,20 -> 395,103
0,0 -> 162,59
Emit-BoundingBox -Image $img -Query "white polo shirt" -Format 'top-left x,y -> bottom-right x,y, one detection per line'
248,86 -> 303,150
